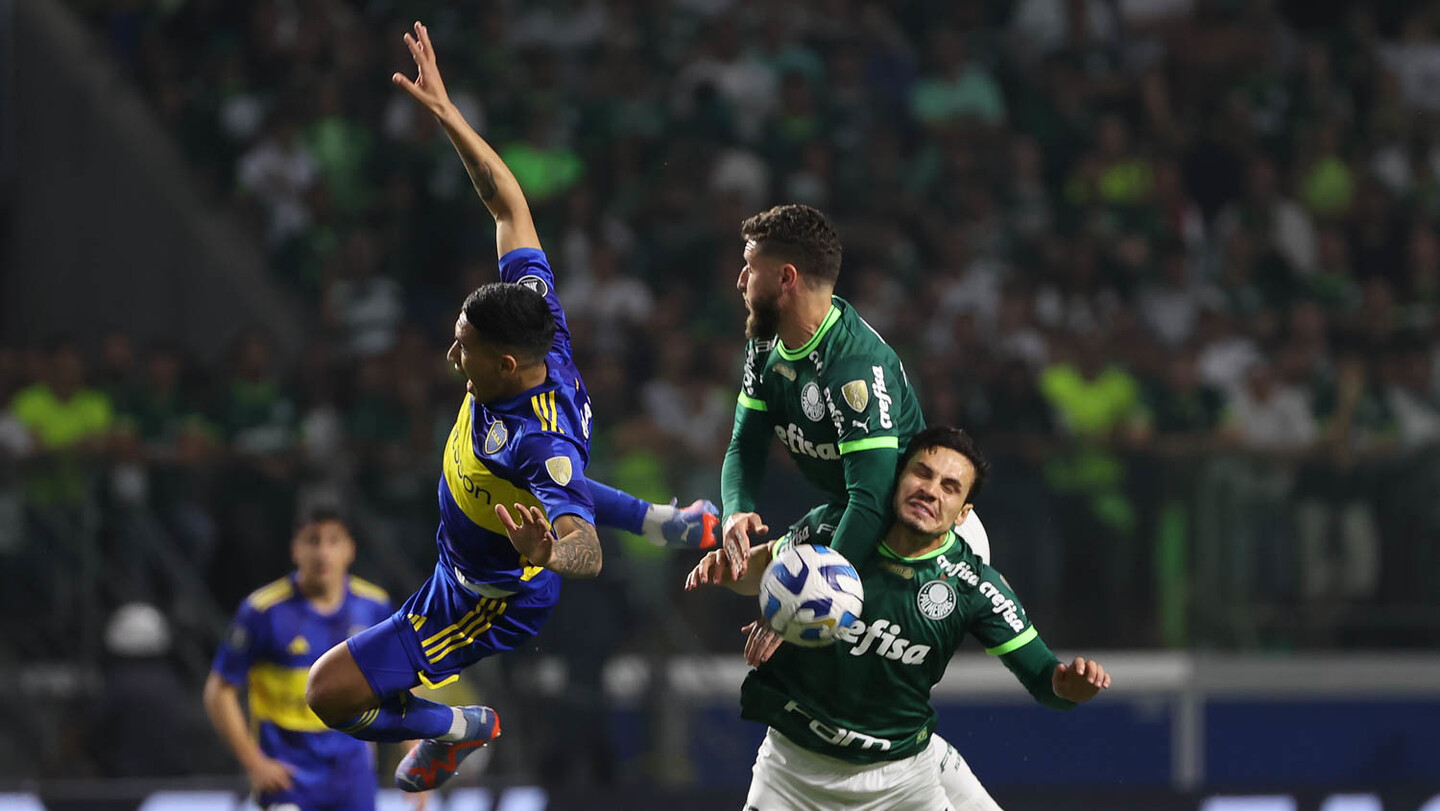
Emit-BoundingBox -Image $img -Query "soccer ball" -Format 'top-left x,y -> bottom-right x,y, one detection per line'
758,543 -> 864,647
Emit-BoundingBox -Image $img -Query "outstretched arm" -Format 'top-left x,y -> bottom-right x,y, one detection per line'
393,21 -> 540,256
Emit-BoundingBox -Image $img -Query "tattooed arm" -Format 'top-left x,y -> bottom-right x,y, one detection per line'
544,515 -> 603,578
392,20 -> 541,255
496,505 -> 603,579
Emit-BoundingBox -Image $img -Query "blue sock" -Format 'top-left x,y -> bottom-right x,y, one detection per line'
337,692 -> 455,742
589,480 -> 649,534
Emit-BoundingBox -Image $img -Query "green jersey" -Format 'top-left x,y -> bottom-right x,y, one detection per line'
740,528 -> 1073,765
721,297 -> 925,562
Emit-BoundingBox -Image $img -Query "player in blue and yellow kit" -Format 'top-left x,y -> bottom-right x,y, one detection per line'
204,509 -> 405,811
304,20 -> 709,793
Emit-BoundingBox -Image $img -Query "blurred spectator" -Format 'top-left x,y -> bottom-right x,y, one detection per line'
322,230 -> 405,358
909,27 -> 1005,127
238,112 -> 320,249
1215,156 -> 1319,276
83,603 -> 216,777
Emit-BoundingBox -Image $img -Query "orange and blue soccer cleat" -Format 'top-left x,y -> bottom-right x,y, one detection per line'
395,705 -> 500,792
661,499 -> 720,549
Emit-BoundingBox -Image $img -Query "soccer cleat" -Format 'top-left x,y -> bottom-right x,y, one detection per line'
661,499 -> 720,549
394,705 -> 501,792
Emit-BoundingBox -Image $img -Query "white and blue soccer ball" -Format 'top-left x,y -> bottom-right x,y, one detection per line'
758,543 -> 864,647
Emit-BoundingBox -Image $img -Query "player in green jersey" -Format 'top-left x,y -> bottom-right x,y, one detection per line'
690,426 -> 1111,810
720,204 -> 990,579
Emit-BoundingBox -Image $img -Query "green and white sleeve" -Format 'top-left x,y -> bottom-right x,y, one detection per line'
968,564 -> 1075,711
822,359 -> 903,564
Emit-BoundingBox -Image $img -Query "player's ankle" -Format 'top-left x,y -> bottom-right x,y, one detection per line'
434,707 -> 468,742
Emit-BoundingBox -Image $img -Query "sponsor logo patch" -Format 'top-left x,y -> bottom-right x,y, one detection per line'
545,456 -> 573,486
774,424 -> 839,459
871,366 -> 893,428
287,636 -> 310,656
516,274 -> 549,297
841,380 -> 869,412
917,579 -> 958,620
484,420 -> 508,455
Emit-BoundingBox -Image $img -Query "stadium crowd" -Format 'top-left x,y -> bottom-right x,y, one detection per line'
8,0 -> 1440,709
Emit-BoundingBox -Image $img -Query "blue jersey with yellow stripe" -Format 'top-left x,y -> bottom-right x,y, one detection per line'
435,247 -> 596,596
212,575 -> 393,766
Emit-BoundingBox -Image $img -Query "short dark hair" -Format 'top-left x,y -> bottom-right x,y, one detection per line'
462,282 -> 556,363
296,503 -> 350,534
740,204 -> 843,287
899,426 -> 991,502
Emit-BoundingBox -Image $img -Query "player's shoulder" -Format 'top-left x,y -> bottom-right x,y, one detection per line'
347,575 -> 390,606
498,247 -> 555,291
244,576 -> 296,613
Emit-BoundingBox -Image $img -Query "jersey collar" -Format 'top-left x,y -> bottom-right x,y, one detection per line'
775,301 -> 841,361
877,529 -> 957,562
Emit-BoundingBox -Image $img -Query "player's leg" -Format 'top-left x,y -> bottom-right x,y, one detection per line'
306,620 -> 472,743
743,729 -> 832,811
930,733 -> 1004,811
587,478 -> 719,549
394,570 -> 561,792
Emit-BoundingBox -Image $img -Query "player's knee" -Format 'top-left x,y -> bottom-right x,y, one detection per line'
305,645 -> 368,727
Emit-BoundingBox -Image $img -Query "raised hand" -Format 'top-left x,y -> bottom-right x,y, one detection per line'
392,21 -> 451,115
721,512 -> 769,579
1051,656 -> 1112,703
495,503 -> 555,567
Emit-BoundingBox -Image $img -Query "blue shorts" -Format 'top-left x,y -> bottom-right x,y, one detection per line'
347,562 -> 560,698
257,743 -> 375,810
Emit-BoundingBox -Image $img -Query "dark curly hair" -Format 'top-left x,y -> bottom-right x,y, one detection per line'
740,204 -> 843,287
462,282 -> 557,363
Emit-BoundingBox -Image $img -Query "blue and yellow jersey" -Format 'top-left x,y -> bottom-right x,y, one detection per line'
211,574 -> 394,765
435,247 -> 596,596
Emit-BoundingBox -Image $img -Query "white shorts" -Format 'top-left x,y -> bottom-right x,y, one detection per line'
932,733 -> 1004,811
744,729 -> 1004,811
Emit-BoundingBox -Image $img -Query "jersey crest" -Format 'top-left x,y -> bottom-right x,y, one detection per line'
916,579 -> 957,620
483,420 -> 508,455
800,382 -> 825,422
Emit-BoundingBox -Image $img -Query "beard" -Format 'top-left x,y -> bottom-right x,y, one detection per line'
745,294 -> 781,340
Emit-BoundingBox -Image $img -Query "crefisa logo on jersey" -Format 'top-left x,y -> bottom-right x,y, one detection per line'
871,365 -> 893,429
516,274 -> 549,297
800,381 -> 825,421
484,420 -> 508,455
917,579 -> 957,620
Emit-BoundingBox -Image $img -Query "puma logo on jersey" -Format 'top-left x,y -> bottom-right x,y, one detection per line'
774,424 -> 839,460
851,418 -> 870,433
835,618 -> 931,664
978,581 -> 1026,632
871,366 -> 893,429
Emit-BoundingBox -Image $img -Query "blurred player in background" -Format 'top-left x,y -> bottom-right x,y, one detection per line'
204,507 -> 423,810
721,204 -> 991,581
304,21 -> 714,795
690,427 -> 1111,810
